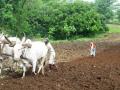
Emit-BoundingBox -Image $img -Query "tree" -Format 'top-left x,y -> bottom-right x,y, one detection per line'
95,0 -> 117,22
0,0 -> 109,40
63,23 -> 76,39
0,0 -> 30,37
117,9 -> 120,22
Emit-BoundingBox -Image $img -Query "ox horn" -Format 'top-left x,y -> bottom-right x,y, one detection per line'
21,36 -> 26,44
0,44 -> 2,55
23,32 -> 26,37
4,36 -> 12,44
9,42 -> 16,47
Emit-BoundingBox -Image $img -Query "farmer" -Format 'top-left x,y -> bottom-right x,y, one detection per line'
89,41 -> 96,57
44,38 -> 57,71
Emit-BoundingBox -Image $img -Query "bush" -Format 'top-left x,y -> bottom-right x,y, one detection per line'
33,1 -> 108,39
0,0 -> 108,40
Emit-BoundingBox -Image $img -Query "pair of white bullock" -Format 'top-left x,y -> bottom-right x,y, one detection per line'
0,33 -> 21,75
0,33 -> 49,78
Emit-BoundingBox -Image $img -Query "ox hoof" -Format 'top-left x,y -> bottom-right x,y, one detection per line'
32,72 -> 37,75
34,72 -> 37,75
21,76 -> 24,79
48,70 -> 51,72
37,72 -> 40,74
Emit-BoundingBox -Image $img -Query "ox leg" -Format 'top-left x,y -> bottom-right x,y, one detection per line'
32,60 -> 37,75
0,63 -> 2,75
0,57 -> 3,75
11,60 -> 15,71
37,57 -> 46,75
16,62 -> 19,71
22,64 -> 26,79
11,62 -> 14,71
12,61 -> 18,72
41,65 -> 45,75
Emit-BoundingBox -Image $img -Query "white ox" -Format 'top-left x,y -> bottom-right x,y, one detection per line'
13,38 -> 48,78
0,33 -> 21,74
1,37 -> 21,56
0,33 -> 21,56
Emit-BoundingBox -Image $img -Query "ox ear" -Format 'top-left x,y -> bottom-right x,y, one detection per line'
21,37 -> 26,44
22,43 -> 32,48
16,35 -> 17,38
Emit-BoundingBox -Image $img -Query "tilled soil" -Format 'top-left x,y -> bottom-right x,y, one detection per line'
0,39 -> 120,90
54,40 -> 120,62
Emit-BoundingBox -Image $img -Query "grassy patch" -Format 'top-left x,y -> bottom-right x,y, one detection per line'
33,33 -> 109,44
107,24 -> 120,33
73,33 -> 108,41
51,33 -> 109,44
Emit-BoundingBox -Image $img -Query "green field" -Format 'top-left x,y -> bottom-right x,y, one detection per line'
107,24 -> 120,33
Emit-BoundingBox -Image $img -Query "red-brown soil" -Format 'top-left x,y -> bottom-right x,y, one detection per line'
0,34 -> 120,90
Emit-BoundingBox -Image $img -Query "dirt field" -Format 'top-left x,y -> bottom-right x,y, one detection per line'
0,34 -> 120,90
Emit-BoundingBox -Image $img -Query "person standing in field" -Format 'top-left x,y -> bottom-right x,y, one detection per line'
89,41 -> 96,57
44,38 -> 57,71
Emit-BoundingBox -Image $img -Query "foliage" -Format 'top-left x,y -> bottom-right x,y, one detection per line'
0,0 -> 108,40
95,0 -> 116,22
117,9 -> 120,22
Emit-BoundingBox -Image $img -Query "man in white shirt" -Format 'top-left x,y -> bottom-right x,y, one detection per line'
44,38 -> 57,71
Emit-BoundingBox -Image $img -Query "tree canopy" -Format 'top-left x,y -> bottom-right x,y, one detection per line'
0,0 -> 112,39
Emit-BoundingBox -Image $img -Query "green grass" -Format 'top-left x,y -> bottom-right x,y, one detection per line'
107,24 -> 120,33
51,33 -> 109,44
33,32 -> 109,43
37,33 -> 108,44
73,33 -> 108,42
